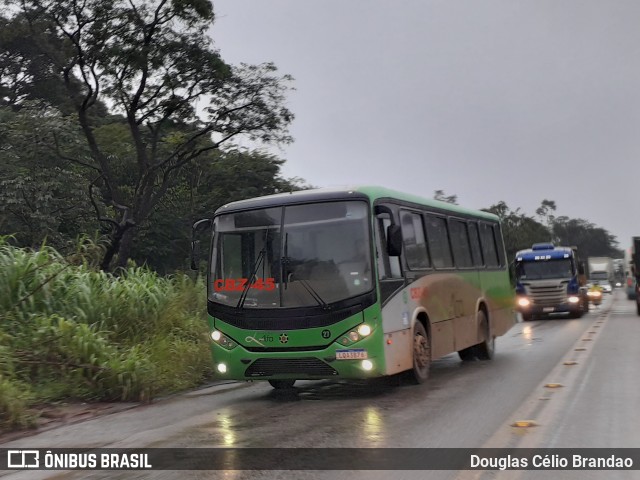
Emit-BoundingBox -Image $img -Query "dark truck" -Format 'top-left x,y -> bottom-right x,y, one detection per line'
632,237 -> 640,315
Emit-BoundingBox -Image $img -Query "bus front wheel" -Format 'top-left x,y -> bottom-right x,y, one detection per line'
268,379 -> 296,389
410,321 -> 431,384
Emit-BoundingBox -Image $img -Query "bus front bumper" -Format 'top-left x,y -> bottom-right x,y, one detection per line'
209,340 -> 385,382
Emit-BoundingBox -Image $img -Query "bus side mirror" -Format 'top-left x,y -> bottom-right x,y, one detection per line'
191,218 -> 213,270
190,241 -> 201,270
387,224 -> 403,257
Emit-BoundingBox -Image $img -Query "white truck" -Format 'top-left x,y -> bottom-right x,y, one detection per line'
587,256 -> 615,285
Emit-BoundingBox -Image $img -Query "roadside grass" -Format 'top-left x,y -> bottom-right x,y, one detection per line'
0,237 -> 212,431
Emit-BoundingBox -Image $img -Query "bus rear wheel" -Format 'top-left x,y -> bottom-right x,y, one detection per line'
268,379 -> 296,389
410,321 -> 431,384
474,310 -> 495,360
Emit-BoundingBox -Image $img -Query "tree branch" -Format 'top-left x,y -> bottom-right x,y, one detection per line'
51,132 -> 101,173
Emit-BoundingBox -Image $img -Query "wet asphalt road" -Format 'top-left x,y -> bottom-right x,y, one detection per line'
2,291 -> 638,480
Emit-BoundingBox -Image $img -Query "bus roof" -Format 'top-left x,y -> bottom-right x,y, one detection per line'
214,185 -> 499,221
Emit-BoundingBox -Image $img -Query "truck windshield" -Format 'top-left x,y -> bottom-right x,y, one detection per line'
516,259 -> 573,280
209,201 -> 373,308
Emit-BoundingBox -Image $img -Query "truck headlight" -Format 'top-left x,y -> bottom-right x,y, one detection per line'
517,297 -> 531,307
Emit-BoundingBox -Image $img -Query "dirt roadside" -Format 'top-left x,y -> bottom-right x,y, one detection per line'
0,401 -> 143,444
0,381 -> 236,444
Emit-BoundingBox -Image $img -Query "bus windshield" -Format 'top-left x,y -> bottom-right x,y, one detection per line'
209,201 -> 373,308
516,259 -> 574,281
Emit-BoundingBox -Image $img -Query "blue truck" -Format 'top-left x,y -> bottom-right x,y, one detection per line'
514,243 -> 589,321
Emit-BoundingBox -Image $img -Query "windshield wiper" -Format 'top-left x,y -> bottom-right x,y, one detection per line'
297,278 -> 330,310
236,249 -> 265,309
237,227 -> 272,309
282,232 -> 289,290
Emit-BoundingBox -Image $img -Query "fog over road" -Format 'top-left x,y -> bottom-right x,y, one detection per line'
3,292 -> 638,480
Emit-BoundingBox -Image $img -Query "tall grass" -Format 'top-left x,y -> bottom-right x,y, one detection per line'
0,237 -> 212,431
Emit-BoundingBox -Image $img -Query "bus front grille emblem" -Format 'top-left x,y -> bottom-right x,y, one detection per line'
279,334 -> 289,344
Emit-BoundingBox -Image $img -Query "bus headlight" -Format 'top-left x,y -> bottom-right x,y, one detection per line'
361,360 -> 374,371
217,363 -> 227,374
517,297 -> 531,307
568,296 -> 580,304
210,330 -> 237,350
344,324 -> 374,344
357,324 -> 372,337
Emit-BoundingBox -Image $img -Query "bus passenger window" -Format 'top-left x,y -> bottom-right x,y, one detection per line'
468,222 -> 483,266
479,223 -> 499,267
493,225 -> 507,266
400,211 -> 430,269
449,219 -> 473,268
424,214 -> 453,268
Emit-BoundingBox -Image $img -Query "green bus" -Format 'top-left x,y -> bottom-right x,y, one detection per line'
192,186 -> 515,389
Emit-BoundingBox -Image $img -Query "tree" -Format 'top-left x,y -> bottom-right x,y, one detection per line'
0,104 -> 97,249
483,199 -> 623,263
535,199 -> 556,239
552,217 -> 622,258
1,0 -> 294,270
133,149 -> 310,273
433,190 -> 458,205
483,201 -> 550,262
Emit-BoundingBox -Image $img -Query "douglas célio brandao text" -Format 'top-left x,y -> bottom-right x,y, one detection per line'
470,454 -> 634,470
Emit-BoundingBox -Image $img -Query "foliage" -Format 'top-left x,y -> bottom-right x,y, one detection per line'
0,103 -> 303,272
483,201 -> 551,262
0,375 -> 35,430
0,0 -> 295,271
535,199 -> 557,230
0,238 -> 212,431
552,217 -> 622,258
482,199 -> 622,262
0,104 -> 98,250
133,148 -> 310,272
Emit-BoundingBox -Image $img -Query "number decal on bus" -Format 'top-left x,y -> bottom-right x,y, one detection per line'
213,278 -> 276,291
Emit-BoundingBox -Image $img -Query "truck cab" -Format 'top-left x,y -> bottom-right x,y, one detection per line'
514,243 -> 589,321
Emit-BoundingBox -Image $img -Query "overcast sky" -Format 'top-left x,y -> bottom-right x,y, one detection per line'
209,0 -> 639,250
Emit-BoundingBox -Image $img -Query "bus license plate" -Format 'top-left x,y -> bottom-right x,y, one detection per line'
336,349 -> 368,360
543,307 -> 554,312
